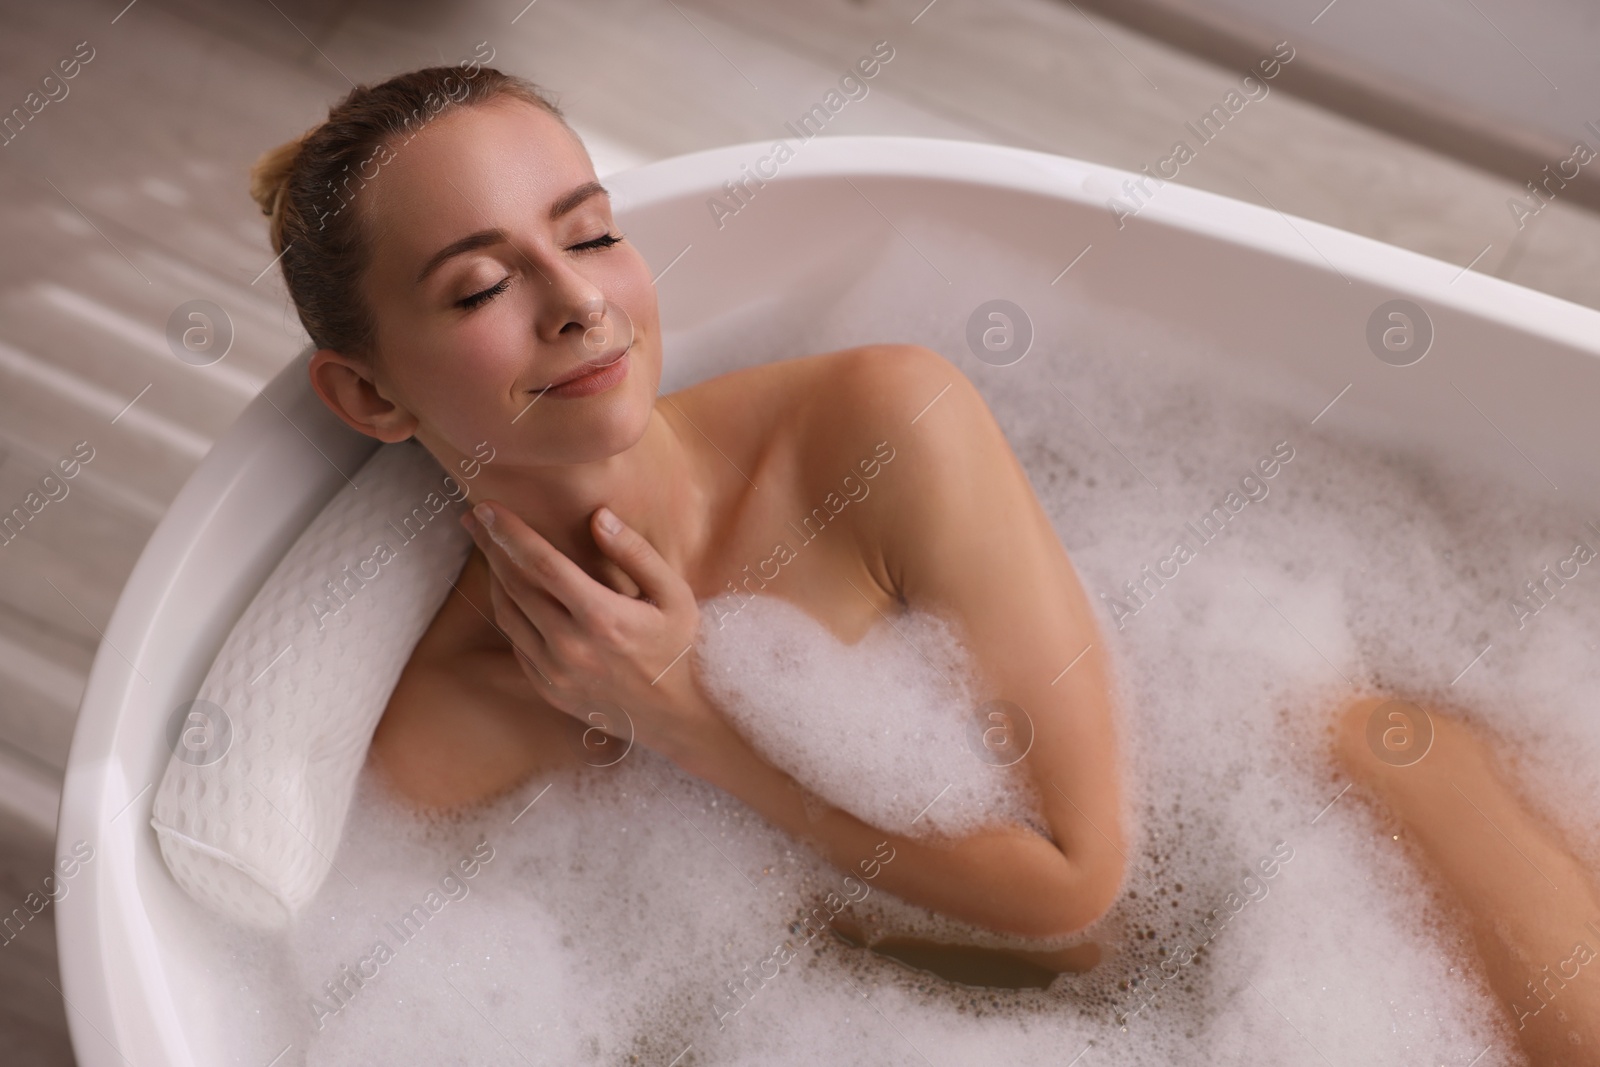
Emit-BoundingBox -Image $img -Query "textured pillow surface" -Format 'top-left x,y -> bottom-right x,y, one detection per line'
150,442 -> 474,928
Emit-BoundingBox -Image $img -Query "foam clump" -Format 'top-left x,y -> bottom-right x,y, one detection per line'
693,590 -> 1046,840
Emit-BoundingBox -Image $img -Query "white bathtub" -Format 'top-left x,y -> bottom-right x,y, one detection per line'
55,134 -> 1600,1066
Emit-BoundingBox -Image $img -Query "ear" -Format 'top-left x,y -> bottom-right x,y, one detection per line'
307,348 -> 418,443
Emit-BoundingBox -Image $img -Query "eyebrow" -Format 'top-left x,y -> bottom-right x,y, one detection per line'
413,180 -> 611,286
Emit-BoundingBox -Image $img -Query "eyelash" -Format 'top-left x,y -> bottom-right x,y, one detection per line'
457,278 -> 510,310
456,232 -> 625,310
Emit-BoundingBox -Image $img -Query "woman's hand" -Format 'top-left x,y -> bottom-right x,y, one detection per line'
460,500 -> 717,764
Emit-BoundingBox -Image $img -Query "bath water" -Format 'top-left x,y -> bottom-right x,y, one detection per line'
198,255 -> 1600,1067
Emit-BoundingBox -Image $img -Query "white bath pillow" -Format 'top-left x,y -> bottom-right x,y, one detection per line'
150,440 -> 474,929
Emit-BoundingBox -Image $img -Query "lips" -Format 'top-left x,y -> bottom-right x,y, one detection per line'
539,348 -> 631,399
536,346 -> 629,392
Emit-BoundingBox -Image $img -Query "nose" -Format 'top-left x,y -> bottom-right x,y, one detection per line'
534,257 -> 607,348
563,293 -> 610,352
562,291 -> 629,366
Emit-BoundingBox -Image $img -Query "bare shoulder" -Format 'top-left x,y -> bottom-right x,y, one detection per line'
662,343 -> 893,443
808,344 -> 1068,614
792,343 -> 1025,533
774,343 -> 998,496
663,342 -> 982,504
775,343 -> 1035,606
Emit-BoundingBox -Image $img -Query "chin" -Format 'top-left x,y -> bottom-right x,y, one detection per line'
558,397 -> 654,462
606,394 -> 656,450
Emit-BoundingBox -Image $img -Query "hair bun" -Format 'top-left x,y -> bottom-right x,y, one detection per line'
248,131 -> 310,219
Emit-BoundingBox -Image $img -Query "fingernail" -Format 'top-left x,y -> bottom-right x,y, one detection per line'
473,502 -> 494,528
596,506 -> 622,536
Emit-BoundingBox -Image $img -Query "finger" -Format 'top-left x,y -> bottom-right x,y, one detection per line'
590,506 -> 689,611
486,569 -> 554,686
466,517 -> 568,638
468,501 -> 603,622
477,528 -> 573,636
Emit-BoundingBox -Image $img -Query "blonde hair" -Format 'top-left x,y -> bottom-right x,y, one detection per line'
248,64 -> 570,361
248,131 -> 311,256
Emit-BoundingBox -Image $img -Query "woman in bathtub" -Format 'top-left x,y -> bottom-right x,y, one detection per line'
254,65 -> 1600,1056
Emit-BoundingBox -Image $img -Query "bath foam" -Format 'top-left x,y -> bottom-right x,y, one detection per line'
150,441 -> 474,929
693,591 -> 1046,841
188,257 -> 1596,1064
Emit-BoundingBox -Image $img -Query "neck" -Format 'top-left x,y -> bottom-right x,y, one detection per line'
455,406 -> 709,598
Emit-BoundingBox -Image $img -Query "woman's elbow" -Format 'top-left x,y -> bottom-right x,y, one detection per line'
1025,847 -> 1126,941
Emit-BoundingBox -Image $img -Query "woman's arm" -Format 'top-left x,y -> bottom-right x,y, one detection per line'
674,701 -> 1117,940
767,343 -> 1130,940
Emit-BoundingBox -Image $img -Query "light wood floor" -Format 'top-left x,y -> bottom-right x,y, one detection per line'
0,0 -> 1595,1062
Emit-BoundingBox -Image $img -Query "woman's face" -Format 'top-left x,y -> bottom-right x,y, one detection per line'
351,98 -> 661,468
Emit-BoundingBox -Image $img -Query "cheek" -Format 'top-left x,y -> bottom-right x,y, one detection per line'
372,297 -> 520,412
605,250 -> 664,401
397,336 -> 525,434
612,245 -> 662,342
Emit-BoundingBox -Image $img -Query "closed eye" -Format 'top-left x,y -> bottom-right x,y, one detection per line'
456,233 -> 625,310
458,278 -> 511,310
572,232 -> 623,253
